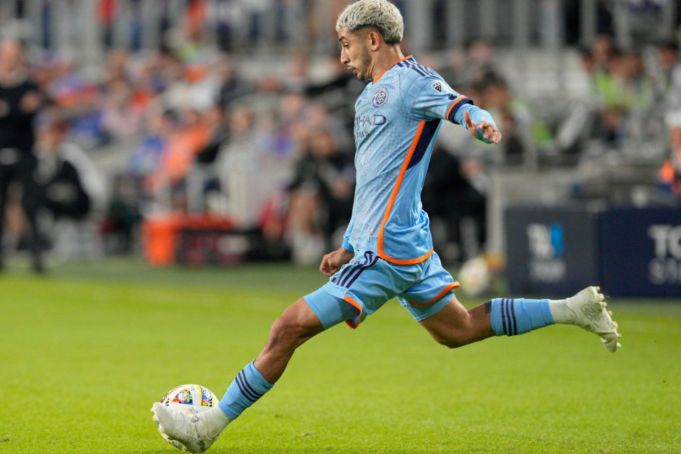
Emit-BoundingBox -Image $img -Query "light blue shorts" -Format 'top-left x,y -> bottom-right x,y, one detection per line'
304,250 -> 459,329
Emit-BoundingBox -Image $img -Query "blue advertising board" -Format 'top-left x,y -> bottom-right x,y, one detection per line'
600,207 -> 681,297
505,205 -> 600,295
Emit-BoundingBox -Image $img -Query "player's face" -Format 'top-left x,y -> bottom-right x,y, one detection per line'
338,28 -> 372,81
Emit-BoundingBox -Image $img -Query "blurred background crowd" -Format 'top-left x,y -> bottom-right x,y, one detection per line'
1,0 -> 680,274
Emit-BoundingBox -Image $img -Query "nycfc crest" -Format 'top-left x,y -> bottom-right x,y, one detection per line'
372,87 -> 388,107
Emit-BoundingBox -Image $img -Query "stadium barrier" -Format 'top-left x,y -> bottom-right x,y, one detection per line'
505,204 -> 681,297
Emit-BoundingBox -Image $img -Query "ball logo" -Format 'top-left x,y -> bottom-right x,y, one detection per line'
527,223 -> 566,283
372,88 -> 388,107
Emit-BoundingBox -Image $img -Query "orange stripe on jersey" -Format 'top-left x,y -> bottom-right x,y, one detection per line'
373,54 -> 414,83
446,95 -> 466,120
343,295 -> 364,329
377,121 -> 434,266
408,282 -> 461,307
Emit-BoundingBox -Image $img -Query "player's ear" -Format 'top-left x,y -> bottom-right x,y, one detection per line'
367,29 -> 381,51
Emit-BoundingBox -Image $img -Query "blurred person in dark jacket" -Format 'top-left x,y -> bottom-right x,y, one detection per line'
35,117 -> 91,221
287,128 -> 354,263
422,145 -> 486,263
0,40 -> 45,273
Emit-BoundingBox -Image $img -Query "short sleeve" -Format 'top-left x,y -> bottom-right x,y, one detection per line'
406,75 -> 473,123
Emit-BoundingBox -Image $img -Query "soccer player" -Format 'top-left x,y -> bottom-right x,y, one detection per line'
152,1 -> 620,452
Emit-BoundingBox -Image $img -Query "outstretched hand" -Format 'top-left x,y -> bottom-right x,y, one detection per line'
319,247 -> 354,276
464,110 -> 502,144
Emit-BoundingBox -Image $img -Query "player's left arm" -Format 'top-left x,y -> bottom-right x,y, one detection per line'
407,74 -> 502,144
459,105 -> 502,144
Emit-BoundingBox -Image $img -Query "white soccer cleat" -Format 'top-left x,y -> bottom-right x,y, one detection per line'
151,402 -> 224,453
565,286 -> 621,352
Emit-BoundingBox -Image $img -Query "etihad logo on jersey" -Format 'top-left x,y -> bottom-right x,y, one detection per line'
355,114 -> 387,139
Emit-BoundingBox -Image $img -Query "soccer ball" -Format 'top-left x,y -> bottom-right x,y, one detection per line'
458,257 -> 492,297
160,384 -> 219,415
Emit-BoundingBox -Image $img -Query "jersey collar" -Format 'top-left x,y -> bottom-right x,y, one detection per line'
372,55 -> 414,84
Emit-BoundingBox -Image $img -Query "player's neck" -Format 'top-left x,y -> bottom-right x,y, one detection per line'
370,46 -> 405,82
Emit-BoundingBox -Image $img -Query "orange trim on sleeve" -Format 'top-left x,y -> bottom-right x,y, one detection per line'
343,295 -> 364,329
377,121 -> 433,266
373,54 -> 414,83
408,282 -> 461,307
445,95 -> 466,120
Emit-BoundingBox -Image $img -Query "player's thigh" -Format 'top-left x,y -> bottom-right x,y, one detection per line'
305,251 -> 406,329
302,288 -> 358,330
280,298 -> 327,335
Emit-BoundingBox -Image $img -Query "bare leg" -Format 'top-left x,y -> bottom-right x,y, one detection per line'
420,296 -> 493,348
254,298 -> 325,383
151,298 -> 331,452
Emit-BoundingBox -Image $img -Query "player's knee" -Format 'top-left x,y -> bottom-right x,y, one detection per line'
269,315 -> 308,351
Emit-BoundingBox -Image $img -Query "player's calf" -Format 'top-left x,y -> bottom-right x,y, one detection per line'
255,299 -> 325,382
422,298 -> 495,348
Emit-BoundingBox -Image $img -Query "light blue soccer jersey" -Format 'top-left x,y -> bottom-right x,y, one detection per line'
343,56 -> 473,265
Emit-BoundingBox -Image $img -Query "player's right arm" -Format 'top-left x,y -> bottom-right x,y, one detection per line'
319,247 -> 353,276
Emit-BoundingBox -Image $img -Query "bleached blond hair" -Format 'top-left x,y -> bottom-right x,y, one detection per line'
336,0 -> 404,45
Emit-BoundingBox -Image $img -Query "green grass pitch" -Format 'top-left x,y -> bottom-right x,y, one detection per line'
1,259 -> 680,453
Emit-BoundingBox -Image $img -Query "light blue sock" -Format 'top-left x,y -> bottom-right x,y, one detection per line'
489,298 -> 554,336
218,361 -> 273,420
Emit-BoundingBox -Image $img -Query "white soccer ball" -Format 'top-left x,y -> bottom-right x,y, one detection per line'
458,257 -> 492,297
160,384 -> 219,415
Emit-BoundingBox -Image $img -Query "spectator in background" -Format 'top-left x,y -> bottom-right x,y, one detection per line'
287,128 -> 354,264
304,57 -> 363,137
594,47 -> 654,146
99,0 -> 117,49
578,45 -> 597,94
449,39 -> 498,88
195,103 -> 229,166
128,107 -> 175,178
473,73 -> 535,166
654,40 -> 681,107
151,108 -> 211,211
0,41 -> 45,273
104,50 -> 132,86
207,0 -> 237,52
35,116 -> 91,221
102,80 -> 142,140
36,111 -> 106,260
215,56 -> 253,107
592,34 -> 615,73
216,104 -> 264,228
660,109 -> 681,198
422,145 -> 486,264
